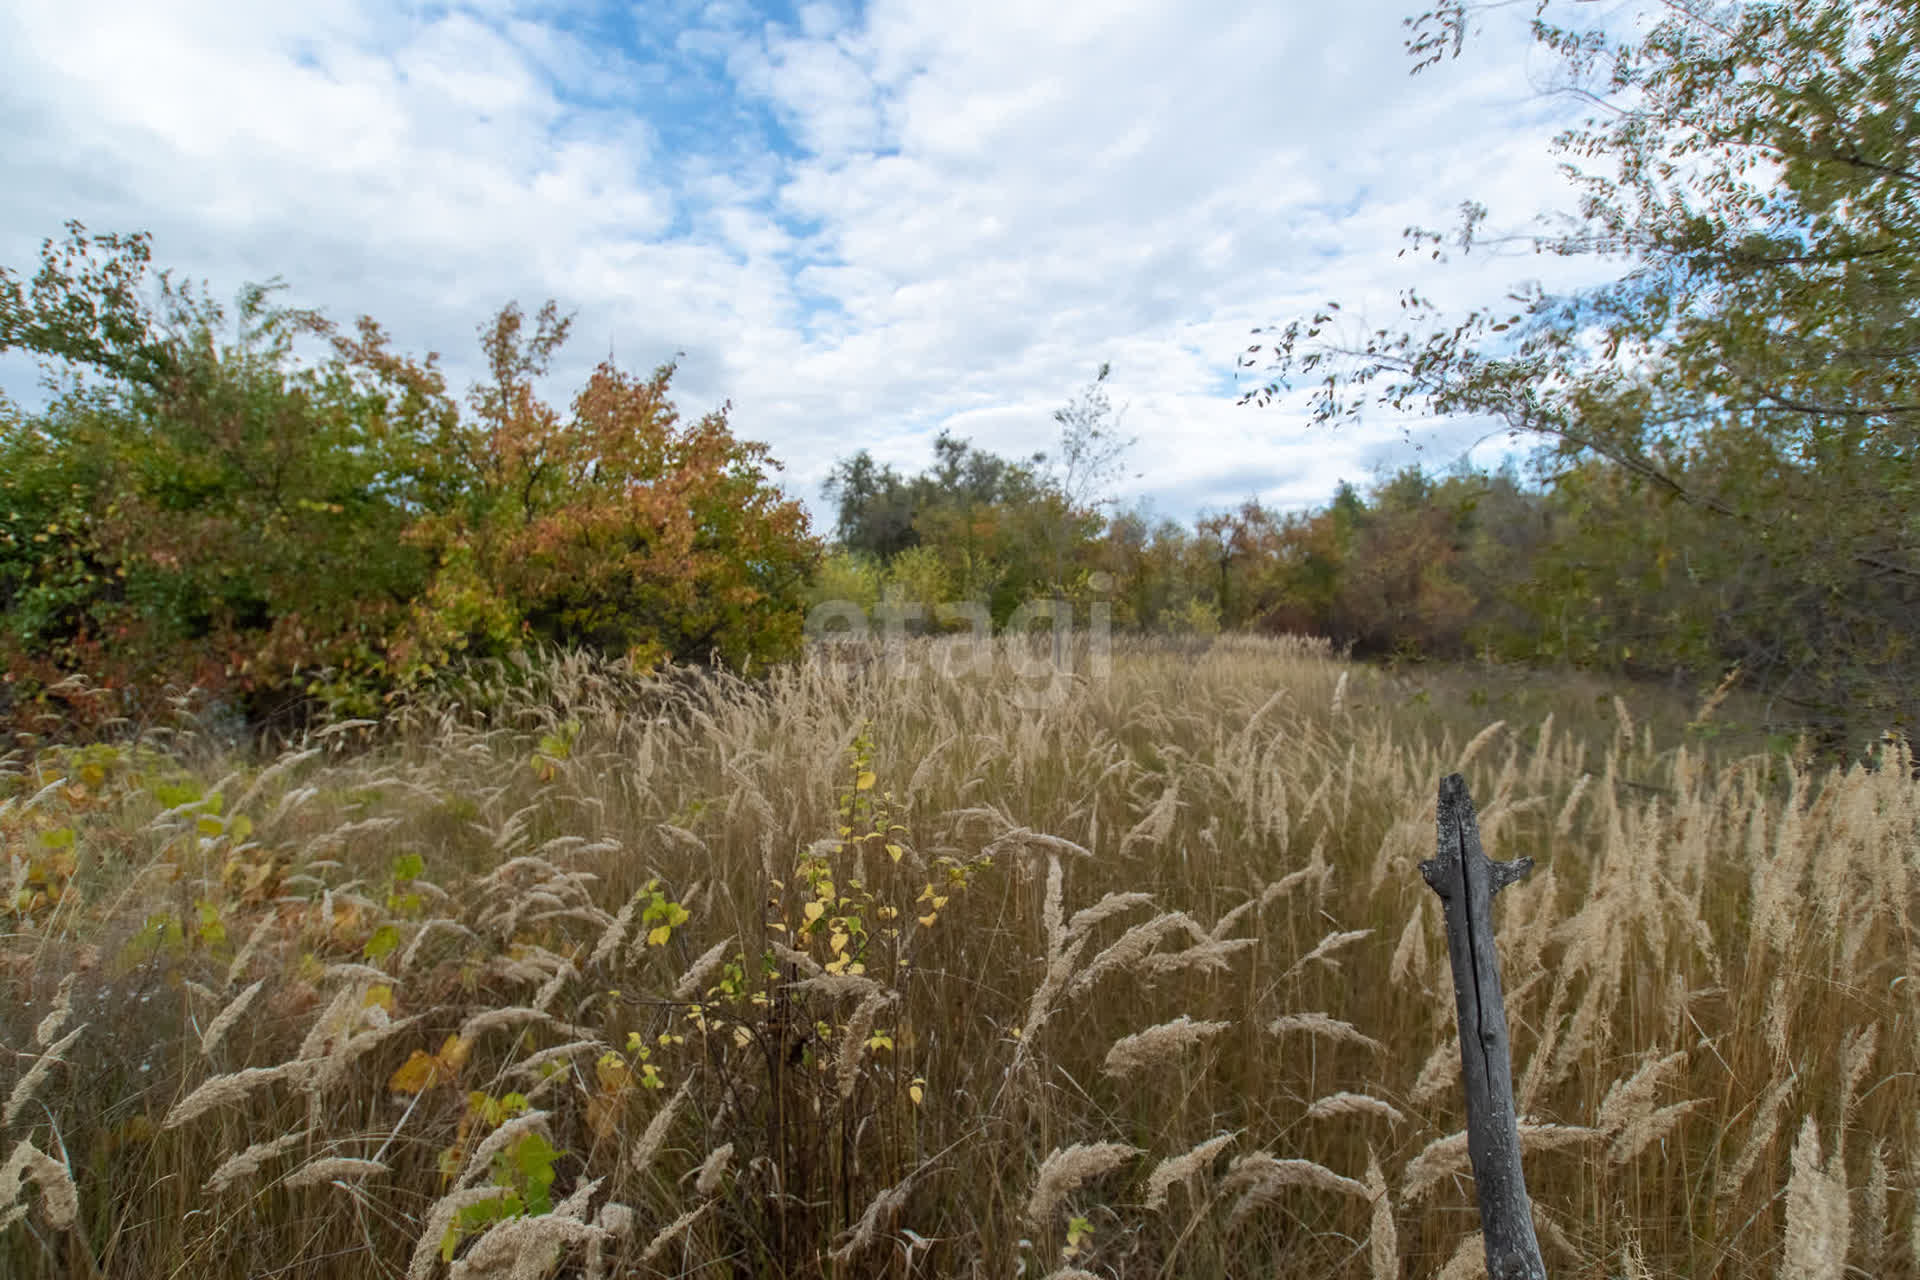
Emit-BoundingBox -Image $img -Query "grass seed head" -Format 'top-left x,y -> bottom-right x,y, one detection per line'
1144,1132 -> 1237,1210
1101,1016 -> 1231,1078
1,1138 -> 79,1229
282,1157 -> 388,1189
205,1132 -> 309,1194
1781,1117 -> 1850,1280
4,1024 -> 83,1127
34,974 -> 76,1048
1026,1142 -> 1140,1229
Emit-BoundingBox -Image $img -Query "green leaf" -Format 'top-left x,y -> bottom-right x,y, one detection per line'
363,924 -> 402,962
509,1132 -> 559,1215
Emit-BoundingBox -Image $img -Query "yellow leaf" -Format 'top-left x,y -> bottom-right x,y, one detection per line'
388,1050 -> 441,1095
595,1054 -> 634,1094
646,924 -> 672,947
918,913 -> 937,927
884,844 -> 904,863
909,1078 -> 925,1105
438,1034 -> 473,1072
855,771 -> 876,791
329,902 -> 364,940
362,984 -> 395,1013
586,1090 -> 623,1139
829,930 -> 849,954
802,901 -> 825,923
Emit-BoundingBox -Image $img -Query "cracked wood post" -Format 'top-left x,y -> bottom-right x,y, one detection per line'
1420,773 -> 1547,1280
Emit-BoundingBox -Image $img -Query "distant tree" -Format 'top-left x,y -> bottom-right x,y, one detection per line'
1194,500 -> 1286,629
1035,363 -> 1135,600
1092,507 -> 1152,628
1338,467 -> 1476,658
912,435 -> 1052,622
823,451 -> 920,561
821,430 -> 1056,624
879,545 -> 953,630
1090,507 -> 1216,631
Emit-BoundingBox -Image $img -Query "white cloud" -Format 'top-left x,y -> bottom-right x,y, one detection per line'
0,0 -> 1624,531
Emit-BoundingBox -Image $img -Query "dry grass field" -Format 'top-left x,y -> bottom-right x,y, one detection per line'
2,635 -> 1915,1279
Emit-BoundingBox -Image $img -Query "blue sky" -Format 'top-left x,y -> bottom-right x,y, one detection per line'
0,0 -> 1629,530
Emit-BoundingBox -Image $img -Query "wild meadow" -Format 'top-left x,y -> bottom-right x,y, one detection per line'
1,635 -> 1915,1279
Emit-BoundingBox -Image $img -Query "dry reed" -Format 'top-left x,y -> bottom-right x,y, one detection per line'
4,637 -> 1912,1279
1026,1143 -> 1139,1228
0,1138 -> 78,1230
1781,1118 -> 1849,1280
1101,1016 -> 1230,1078
1143,1132 -> 1237,1210
4,1025 -> 82,1127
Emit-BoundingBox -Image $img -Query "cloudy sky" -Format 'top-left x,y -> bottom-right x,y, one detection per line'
0,0 -> 1626,530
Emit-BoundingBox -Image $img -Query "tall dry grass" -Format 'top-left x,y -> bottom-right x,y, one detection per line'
0,634 -> 1915,1277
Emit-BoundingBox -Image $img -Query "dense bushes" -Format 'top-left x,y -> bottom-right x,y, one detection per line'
0,225 -> 819,740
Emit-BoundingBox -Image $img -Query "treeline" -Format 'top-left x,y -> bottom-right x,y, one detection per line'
0,226 -> 819,738
820,427 -> 1917,746
2,221 -> 1912,752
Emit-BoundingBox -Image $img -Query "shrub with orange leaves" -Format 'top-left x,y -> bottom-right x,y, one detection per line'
0,228 -> 820,738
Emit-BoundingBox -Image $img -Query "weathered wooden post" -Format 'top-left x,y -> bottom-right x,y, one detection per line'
1420,773 -> 1547,1280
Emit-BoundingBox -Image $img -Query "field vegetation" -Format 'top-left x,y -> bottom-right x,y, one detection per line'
2,0 -> 1917,1272
3,636 -> 1915,1278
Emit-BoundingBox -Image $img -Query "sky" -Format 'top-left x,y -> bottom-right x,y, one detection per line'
0,0 -> 1631,532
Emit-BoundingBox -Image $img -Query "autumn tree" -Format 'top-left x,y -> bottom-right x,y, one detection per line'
1333,467 -> 1479,657
1239,0 -> 1920,741
447,343 -> 820,673
1090,508 -> 1215,631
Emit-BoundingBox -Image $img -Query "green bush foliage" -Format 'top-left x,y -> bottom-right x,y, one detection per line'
0,225 -> 820,738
